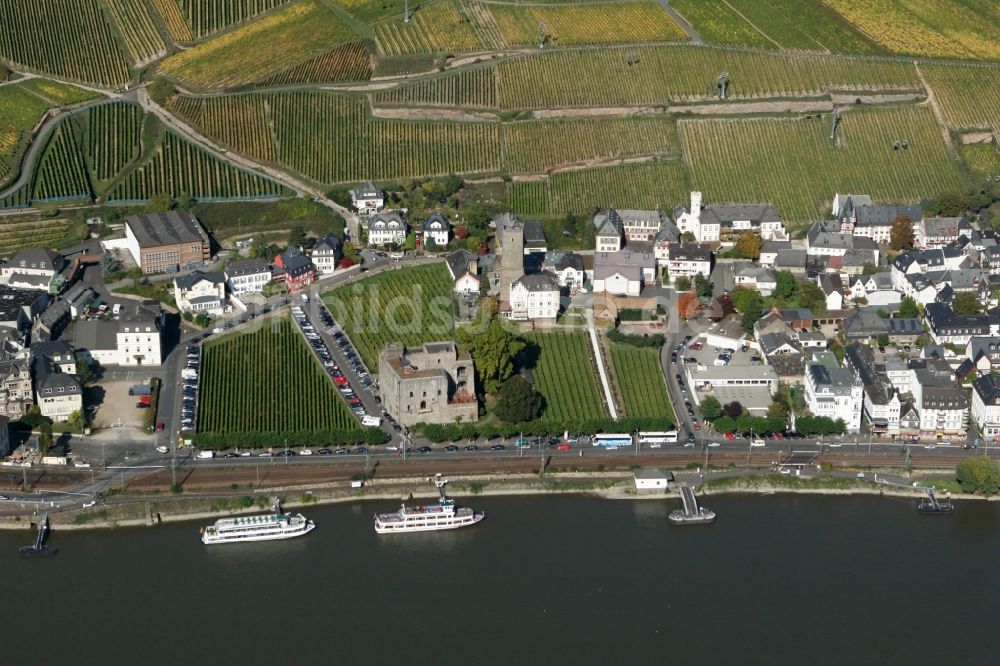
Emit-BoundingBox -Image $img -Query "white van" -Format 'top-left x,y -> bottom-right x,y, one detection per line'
196,450 -> 214,459
362,415 -> 382,427
751,438 -> 766,448
112,303 -> 122,316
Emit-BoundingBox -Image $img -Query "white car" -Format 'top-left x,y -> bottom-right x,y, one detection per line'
300,449 -> 313,456
156,446 -> 168,453
385,444 -> 399,452
708,442 -> 721,448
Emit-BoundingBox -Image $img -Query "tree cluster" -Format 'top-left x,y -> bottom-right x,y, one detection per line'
493,375 -> 545,423
793,415 -> 846,436
607,329 -> 665,348
419,415 -> 676,441
455,318 -> 525,394
956,457 -> 1000,495
192,427 -> 388,450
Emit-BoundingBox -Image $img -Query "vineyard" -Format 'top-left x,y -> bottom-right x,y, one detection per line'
335,0 -> 407,23
108,130 -> 290,202
670,0 -> 773,49
722,0 -> 882,54
490,2 -> 685,48
255,42 -> 372,86
679,105 -> 965,222
149,0 -> 194,41
105,0 -> 167,64
16,79 -> 101,107
31,121 -> 93,202
522,331 -> 607,422
372,0 -> 484,56
374,66 -> 498,109
322,263 -> 455,371
509,161 -> 690,216
0,217 -> 76,254
0,0 -> 131,86
501,116 -> 679,174
171,91 -> 500,183
198,317 -> 359,434
920,64 -> 1000,135
0,83 -> 50,185
609,344 -> 672,420
158,0 -> 359,88
959,143 -> 1000,177
0,185 -> 31,210
178,0 -> 295,38
822,0 -> 1000,60
82,102 -> 143,183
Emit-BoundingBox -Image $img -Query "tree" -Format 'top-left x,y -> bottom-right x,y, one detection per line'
736,232 -> 762,260
956,457 -> 1000,495
455,318 -> 525,394
193,313 -> 210,327
699,395 -> 722,421
424,236 -> 437,252
798,282 -> 827,315
927,192 -> 969,217
953,292 -> 981,316
0,64 -> 9,82
177,192 -> 193,211
890,214 -> 915,251
182,311 -> 193,322
682,231 -> 696,242
76,360 -> 93,386
38,422 -> 53,456
767,400 -> 788,420
494,375 -> 544,423
713,415 -> 736,434
876,333 -> 890,347
898,296 -> 919,319
677,291 -> 701,320
145,193 -> 173,214
694,273 -> 713,298
67,409 -> 86,434
342,241 -> 359,261
741,302 -> 763,335
675,276 -> 691,292
722,401 -> 743,419
729,287 -> 760,314
862,262 -> 881,276
288,224 -> 307,249
773,271 -> 797,302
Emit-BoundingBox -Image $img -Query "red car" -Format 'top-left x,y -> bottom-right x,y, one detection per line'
556,443 -> 572,451
156,421 -> 165,431
693,422 -> 701,430
333,376 -> 348,386
689,342 -> 704,351
774,432 -> 784,440
724,432 -> 735,440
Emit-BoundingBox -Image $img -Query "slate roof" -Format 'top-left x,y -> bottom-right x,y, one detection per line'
445,250 -> 477,281
7,248 -> 62,272
522,220 -> 547,249
593,209 -> 623,238
543,251 -> 584,273
312,234 -> 343,256
422,213 -> 450,233
700,203 -> 781,226
174,271 -> 225,290
973,373 -> 1000,407
513,271 -> 559,292
351,181 -> 383,199
850,204 -> 923,227
226,258 -> 271,277
125,211 -> 204,248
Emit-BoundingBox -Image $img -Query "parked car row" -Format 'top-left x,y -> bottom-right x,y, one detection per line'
180,344 -> 200,432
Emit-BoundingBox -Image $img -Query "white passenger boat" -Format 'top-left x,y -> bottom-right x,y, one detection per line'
375,476 -> 484,534
201,508 -> 315,544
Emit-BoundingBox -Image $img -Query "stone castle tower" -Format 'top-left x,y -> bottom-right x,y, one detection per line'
498,215 -> 524,301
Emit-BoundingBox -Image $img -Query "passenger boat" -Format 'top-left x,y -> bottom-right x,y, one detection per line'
201,505 -> 315,544
375,476 -> 484,534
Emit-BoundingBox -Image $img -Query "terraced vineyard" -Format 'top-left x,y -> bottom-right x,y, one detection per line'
679,105 -> 966,221
198,317 -> 359,434
372,0 -> 483,55
322,263 -> 455,371
522,331 -> 607,422
374,66 -> 498,109
490,2 -> 686,47
509,161 -> 690,215
959,143 -> 1000,177
171,91 -> 500,183
106,0 -> 167,64
108,130 -> 289,202
609,345 -> 672,420
0,217 -> 74,254
149,0 -> 194,41
822,0 -> 1000,60
921,64 -> 1000,134
501,116 -> 679,174
83,102 -> 143,182
0,185 -> 31,210
0,83 -> 50,185
178,0 -> 295,38
0,0 -> 131,86
31,121 -> 92,202
255,42 -> 372,85
159,0 -> 358,88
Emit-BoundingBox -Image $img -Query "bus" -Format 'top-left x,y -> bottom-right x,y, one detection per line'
592,433 -> 633,449
638,431 -> 677,448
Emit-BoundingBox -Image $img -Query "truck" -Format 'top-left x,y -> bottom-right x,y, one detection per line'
362,415 -> 382,427
196,450 -> 214,459
136,394 -> 152,408
129,384 -> 153,396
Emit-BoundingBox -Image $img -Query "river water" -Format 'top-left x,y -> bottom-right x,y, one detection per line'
6,494 -> 1000,665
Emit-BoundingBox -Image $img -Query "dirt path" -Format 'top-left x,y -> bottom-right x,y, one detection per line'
914,62 -> 958,158
371,107 -> 499,122
656,0 -> 702,44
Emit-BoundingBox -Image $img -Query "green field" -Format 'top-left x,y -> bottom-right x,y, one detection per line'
159,0 -> 359,88
489,2 -> 687,47
15,79 -> 101,106
509,160 -> 690,215
197,317 -> 359,433
609,344 -> 672,420
501,116 -> 679,174
170,91 -> 500,183
178,0 -> 296,38
322,263 -> 456,371
679,105 -> 966,221
0,84 -> 50,185
959,143 -> 1000,176
334,0 -> 407,23
522,331 -> 607,422
671,0 -> 773,49
0,0 -> 132,86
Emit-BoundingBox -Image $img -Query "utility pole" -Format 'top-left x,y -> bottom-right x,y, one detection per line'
404,0 -> 410,23
539,21 -> 545,49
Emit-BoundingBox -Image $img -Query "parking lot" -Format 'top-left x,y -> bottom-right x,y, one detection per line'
90,380 -> 148,429
674,336 -> 761,372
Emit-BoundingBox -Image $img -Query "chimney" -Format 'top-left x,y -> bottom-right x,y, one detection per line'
691,191 -> 702,218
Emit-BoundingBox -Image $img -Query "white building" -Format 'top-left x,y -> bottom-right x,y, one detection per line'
225,258 -> 272,295
661,243 -> 712,279
72,301 -> 163,367
445,250 -> 480,295
542,252 -> 585,291
916,217 -> 966,250
592,251 -> 656,297
367,212 -> 407,247
0,248 -> 64,292
30,345 -> 82,422
310,234 -> 343,276
350,181 -> 385,216
173,271 -> 227,315
674,191 -> 785,243
972,374 -> 1000,438
734,265 -> 776,296
804,360 -> 863,434
421,214 -> 450,249
509,272 -> 560,321
633,468 -> 670,491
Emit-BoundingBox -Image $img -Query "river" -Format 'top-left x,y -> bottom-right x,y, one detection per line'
6,494 -> 1000,665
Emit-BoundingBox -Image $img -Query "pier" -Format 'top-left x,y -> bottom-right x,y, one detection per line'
668,484 -> 716,525
19,514 -> 58,557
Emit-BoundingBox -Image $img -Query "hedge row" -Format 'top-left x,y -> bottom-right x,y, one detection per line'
420,415 -> 676,443
192,427 -> 388,450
